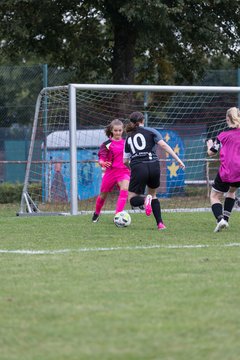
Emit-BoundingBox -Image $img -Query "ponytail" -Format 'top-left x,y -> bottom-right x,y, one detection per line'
126,111 -> 144,133
125,122 -> 139,133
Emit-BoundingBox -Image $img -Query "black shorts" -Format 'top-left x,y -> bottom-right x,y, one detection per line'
212,172 -> 240,193
129,161 -> 160,195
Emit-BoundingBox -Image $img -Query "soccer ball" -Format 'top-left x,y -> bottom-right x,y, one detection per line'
114,211 -> 131,228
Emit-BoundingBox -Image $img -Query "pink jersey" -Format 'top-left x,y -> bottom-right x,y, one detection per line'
98,138 -> 130,192
98,138 -> 128,169
218,128 -> 240,182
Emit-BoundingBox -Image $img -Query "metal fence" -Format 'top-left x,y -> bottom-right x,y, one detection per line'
0,64 -> 77,183
0,65 -> 239,184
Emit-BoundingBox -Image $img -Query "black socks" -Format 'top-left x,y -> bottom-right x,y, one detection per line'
223,197 -> 235,222
130,196 -> 144,208
152,198 -> 162,224
212,197 -> 235,223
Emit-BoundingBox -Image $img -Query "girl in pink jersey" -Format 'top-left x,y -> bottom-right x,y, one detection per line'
207,107 -> 240,232
92,119 -> 130,222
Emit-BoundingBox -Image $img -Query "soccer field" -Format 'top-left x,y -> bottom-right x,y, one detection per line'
0,205 -> 240,360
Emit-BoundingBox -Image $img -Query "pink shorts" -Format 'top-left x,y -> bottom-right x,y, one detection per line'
100,167 -> 130,193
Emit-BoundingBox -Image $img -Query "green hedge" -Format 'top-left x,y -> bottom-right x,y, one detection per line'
0,183 -> 41,203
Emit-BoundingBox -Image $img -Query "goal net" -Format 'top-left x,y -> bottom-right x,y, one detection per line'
18,84 -> 240,216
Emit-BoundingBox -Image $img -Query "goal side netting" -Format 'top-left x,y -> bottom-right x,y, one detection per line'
18,84 -> 240,216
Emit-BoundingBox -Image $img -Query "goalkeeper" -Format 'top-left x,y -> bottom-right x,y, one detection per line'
207,107 -> 240,232
92,119 -> 130,223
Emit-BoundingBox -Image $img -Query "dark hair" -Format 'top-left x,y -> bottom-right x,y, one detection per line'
105,119 -> 123,137
125,122 -> 138,133
129,111 -> 144,123
125,111 -> 144,133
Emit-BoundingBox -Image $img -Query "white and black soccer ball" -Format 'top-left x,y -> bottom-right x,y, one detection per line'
114,211 -> 131,228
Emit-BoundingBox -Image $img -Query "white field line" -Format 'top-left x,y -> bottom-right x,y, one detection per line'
0,243 -> 240,255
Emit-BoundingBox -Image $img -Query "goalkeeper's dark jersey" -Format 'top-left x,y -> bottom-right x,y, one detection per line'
124,126 -> 162,165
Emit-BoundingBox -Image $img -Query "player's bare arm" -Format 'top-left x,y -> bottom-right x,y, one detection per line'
158,139 -> 185,169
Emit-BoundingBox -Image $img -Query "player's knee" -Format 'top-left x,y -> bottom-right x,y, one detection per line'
210,191 -> 222,203
226,189 -> 236,199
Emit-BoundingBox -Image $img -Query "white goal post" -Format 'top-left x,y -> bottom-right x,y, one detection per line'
18,84 -> 240,216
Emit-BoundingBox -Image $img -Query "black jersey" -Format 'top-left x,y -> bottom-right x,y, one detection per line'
124,126 -> 163,165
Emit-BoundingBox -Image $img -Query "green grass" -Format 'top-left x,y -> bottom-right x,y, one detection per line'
0,204 -> 240,360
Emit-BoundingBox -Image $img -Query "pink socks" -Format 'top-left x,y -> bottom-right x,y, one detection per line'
115,190 -> 128,213
95,196 -> 105,214
95,190 -> 128,215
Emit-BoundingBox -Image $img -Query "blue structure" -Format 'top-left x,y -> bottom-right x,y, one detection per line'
43,128 -> 185,202
42,130 -> 108,202
156,129 -> 185,197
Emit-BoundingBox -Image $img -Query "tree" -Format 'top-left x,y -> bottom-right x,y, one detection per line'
0,0 -> 240,84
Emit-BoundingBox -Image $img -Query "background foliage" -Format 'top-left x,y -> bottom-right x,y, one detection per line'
0,0 -> 240,84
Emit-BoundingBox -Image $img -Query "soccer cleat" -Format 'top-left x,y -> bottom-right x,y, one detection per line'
92,212 -> 100,223
157,222 -> 166,230
214,218 -> 229,233
144,195 -> 152,216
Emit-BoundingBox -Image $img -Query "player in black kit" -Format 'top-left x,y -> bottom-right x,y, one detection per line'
124,111 -> 185,230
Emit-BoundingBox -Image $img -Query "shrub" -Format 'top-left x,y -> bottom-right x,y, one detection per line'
0,183 -> 41,203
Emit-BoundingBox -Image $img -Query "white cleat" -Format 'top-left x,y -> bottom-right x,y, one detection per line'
214,218 -> 229,233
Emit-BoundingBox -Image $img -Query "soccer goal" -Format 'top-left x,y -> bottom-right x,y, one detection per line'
18,84 -> 240,216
